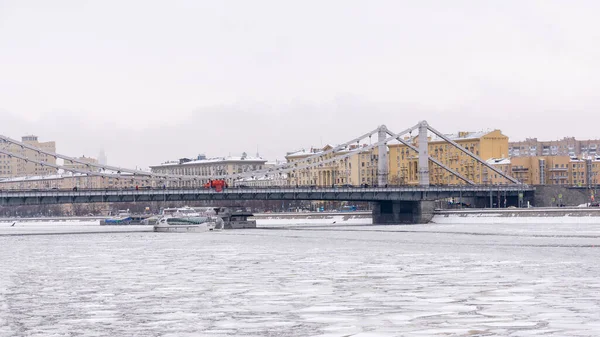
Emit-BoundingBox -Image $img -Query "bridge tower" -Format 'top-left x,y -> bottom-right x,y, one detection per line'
377,125 -> 389,187
418,120 -> 430,186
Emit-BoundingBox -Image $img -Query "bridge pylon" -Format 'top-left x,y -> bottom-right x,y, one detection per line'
418,120 -> 430,186
377,125 -> 389,187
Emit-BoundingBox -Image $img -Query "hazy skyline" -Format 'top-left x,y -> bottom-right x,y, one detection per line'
2,0 -> 600,168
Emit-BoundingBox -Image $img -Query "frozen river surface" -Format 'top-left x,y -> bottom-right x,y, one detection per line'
1,221 -> 600,336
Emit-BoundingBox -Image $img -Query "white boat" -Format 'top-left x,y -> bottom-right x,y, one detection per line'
154,206 -> 223,232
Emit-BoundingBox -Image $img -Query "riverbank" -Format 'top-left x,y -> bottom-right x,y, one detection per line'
0,216 -> 108,223
3,207 -> 600,226
251,211 -> 372,226
433,207 -> 600,224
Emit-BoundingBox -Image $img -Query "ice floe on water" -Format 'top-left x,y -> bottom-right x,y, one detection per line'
1,219 -> 600,336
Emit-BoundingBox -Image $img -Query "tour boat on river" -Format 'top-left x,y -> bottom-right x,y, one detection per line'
153,206 -> 223,232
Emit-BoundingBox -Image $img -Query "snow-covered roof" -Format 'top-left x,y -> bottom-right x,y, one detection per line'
429,130 -> 498,143
570,155 -> 600,162
286,144 -> 371,158
285,149 -> 315,158
487,158 -> 510,165
236,174 -> 288,182
153,156 -> 267,167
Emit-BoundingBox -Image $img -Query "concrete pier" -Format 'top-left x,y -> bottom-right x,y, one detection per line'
372,200 -> 435,224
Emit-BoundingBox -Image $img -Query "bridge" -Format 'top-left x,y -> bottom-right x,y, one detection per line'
0,120 -> 533,223
0,185 -> 534,223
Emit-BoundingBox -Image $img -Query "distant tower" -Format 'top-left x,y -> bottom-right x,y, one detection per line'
98,150 -> 107,165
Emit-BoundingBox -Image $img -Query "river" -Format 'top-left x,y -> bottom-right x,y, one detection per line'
1,220 -> 600,336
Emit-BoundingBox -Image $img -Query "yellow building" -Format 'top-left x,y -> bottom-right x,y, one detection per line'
542,156 -> 571,185
490,155 -> 600,186
510,156 -> 572,185
0,135 -> 57,178
484,158 -> 512,184
569,157 -> 600,186
508,156 -> 540,185
285,145 -> 379,187
388,130 -> 510,185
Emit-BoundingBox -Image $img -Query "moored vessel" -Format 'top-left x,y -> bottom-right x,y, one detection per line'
100,210 -> 132,225
153,206 -> 223,232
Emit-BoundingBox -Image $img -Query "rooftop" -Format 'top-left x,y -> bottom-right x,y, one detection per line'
430,130 -> 499,143
236,173 -> 288,182
487,158 -> 511,165
153,155 -> 267,167
286,144 -> 371,158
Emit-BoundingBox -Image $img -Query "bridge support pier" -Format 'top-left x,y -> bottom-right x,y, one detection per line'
372,200 -> 435,224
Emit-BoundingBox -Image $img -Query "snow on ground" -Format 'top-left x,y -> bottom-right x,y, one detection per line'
255,215 -> 372,227
432,214 -> 600,224
0,220 -> 152,235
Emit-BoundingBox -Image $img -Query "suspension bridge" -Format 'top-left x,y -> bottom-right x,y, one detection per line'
0,121 -> 535,223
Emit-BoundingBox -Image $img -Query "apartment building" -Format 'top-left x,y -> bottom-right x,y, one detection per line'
388,130 -> 510,185
0,172 -> 143,190
285,144 -> 379,186
233,174 -> 289,187
488,155 -> 600,186
0,135 -> 57,178
509,137 -> 600,157
483,158 -> 512,185
150,153 -> 267,187
63,156 -> 100,172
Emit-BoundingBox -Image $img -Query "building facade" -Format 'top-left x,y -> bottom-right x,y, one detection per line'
0,172 -> 144,190
150,154 -> 267,187
63,156 -> 100,172
0,135 -> 57,178
285,145 -> 379,187
509,137 -> 600,157
489,155 -> 600,186
483,158 -> 512,185
233,174 -> 289,187
388,130 -> 510,185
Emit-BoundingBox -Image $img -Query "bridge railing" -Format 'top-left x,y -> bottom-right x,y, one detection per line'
0,184 -> 533,196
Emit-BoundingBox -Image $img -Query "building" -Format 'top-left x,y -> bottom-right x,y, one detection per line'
0,135 -> 57,178
150,153 -> 267,187
63,156 -> 99,172
233,174 -> 289,187
509,137 -> 600,157
489,155 -> 600,186
285,144 -> 379,187
484,158 -> 512,185
388,130 -> 510,185
0,171 -> 145,190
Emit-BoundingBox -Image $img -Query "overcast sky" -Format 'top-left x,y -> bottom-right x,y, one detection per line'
1,0 -> 600,168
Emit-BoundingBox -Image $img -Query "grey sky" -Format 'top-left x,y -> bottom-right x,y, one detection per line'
1,0 -> 599,168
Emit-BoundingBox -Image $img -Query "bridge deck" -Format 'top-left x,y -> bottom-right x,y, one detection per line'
0,186 -> 534,206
